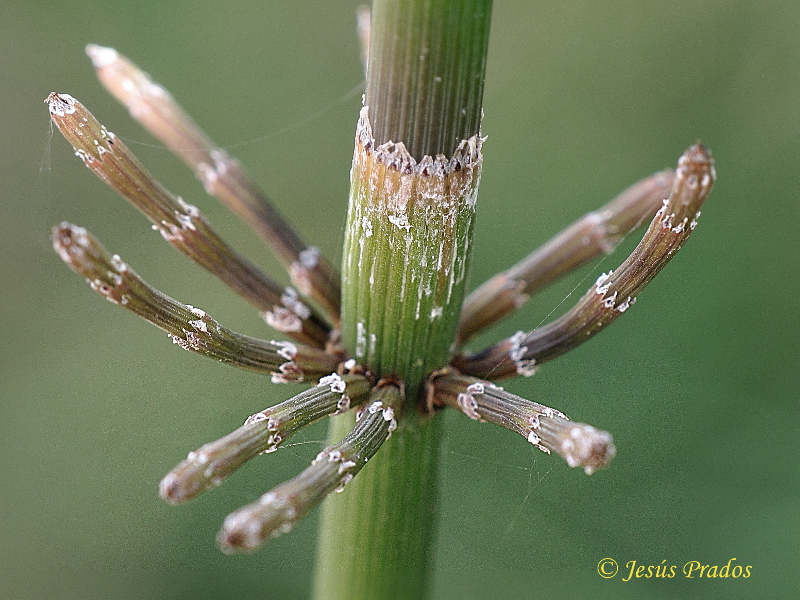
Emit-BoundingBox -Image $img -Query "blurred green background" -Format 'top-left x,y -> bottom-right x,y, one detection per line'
1,1 -> 797,599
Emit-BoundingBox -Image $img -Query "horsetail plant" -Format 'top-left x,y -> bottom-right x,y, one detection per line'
47,1 -> 715,598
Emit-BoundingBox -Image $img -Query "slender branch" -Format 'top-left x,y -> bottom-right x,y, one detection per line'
46,92 -> 331,347
217,384 -> 401,553
457,169 -> 674,345
85,45 -> 342,323
453,144 -> 715,379
431,372 -> 615,474
159,373 -> 373,503
52,223 -> 340,379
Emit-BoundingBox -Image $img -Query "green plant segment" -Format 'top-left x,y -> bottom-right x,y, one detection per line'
319,3 -> 491,594
341,0 -> 491,397
363,0 -> 491,159
47,1 -> 715,598
315,412 -> 442,599
340,108 -> 482,397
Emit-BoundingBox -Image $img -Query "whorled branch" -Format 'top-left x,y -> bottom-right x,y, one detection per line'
52,223 -> 340,381
46,92 -> 331,347
456,169 -> 675,345
217,384 -> 401,553
160,373 -> 373,503
431,372 -> 615,474
454,144 -> 715,379
85,45 -> 342,324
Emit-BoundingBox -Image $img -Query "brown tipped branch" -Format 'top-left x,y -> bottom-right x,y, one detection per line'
457,169 -> 675,345
217,384 -> 401,553
159,373 -> 372,503
454,144 -> 715,379
52,223 -> 340,379
432,372 -> 615,474
46,92 -> 331,347
85,45 -> 342,323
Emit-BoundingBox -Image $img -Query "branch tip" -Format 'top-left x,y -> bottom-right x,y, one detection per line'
46,92 -> 332,346
433,373 -> 615,474
217,384 -> 400,552
46,92 -> 77,117
85,44 -> 119,68
160,374 -> 372,504
455,144 -> 715,379
52,223 -> 338,379
83,45 -> 342,323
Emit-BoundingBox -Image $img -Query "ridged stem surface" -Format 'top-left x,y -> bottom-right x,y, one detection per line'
313,0 -> 492,598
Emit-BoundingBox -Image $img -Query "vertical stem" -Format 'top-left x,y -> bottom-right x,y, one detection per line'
313,0 -> 492,598
365,0 -> 491,160
342,0 -> 491,398
314,413 -> 441,598
340,106 -> 482,396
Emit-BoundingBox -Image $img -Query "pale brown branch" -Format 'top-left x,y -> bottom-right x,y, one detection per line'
457,169 -> 674,345
85,45 -> 342,323
52,223 -> 340,379
159,374 -> 373,503
47,92 -> 331,346
454,144 -> 715,379
432,372 -> 615,474
217,384 -> 401,553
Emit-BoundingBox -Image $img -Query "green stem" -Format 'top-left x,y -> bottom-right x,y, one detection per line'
365,0 -> 491,160
313,0 -> 492,597
313,413 -> 441,598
